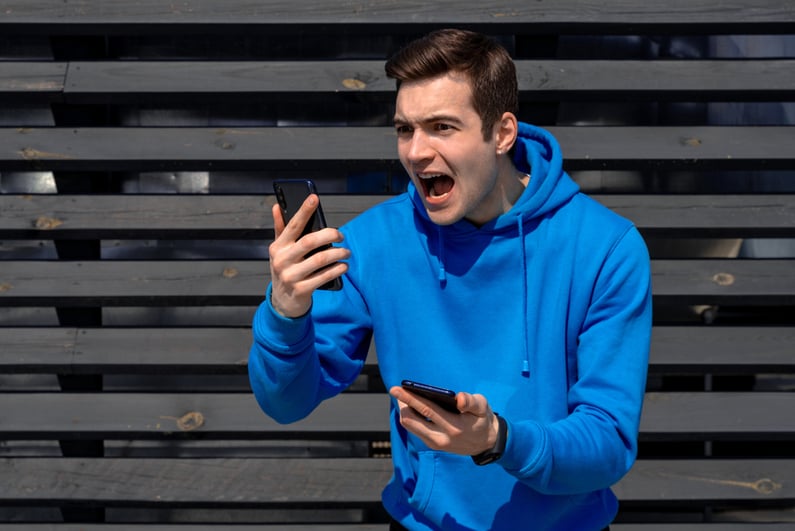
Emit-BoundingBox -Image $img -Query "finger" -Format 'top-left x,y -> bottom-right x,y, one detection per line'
272,203 -> 286,238
457,392 -> 490,417
281,194 -> 319,240
390,386 -> 451,426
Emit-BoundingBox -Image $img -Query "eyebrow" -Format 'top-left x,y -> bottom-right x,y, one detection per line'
392,113 -> 465,127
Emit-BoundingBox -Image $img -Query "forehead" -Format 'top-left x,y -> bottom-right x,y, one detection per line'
394,72 -> 477,122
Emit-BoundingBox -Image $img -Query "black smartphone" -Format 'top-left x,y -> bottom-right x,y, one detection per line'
272,179 -> 342,291
401,380 -> 460,414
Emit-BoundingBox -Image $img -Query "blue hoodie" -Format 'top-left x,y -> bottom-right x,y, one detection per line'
249,122 -> 652,530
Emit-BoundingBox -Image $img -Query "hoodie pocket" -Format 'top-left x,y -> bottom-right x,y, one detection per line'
407,450 -> 438,514
406,451 -> 520,529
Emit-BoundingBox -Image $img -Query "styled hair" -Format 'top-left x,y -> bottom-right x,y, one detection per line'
385,28 -> 519,139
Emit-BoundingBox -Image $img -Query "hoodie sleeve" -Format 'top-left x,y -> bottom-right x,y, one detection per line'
248,276 -> 373,424
499,226 -> 653,494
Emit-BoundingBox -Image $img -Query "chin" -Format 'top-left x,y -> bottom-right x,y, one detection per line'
424,207 -> 461,226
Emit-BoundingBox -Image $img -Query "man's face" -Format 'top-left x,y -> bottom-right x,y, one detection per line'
393,72 -> 506,227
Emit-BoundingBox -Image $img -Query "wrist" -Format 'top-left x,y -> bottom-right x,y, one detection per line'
471,413 -> 508,466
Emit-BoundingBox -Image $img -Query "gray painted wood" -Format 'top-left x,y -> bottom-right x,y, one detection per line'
2,126 -> 793,172
1,0 -> 793,33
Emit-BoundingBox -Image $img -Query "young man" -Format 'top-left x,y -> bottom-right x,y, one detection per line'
249,29 -> 652,530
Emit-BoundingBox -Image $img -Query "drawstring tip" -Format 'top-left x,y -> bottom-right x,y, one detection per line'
521,360 -> 530,376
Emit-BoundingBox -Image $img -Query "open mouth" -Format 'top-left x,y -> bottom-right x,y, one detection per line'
419,173 -> 454,201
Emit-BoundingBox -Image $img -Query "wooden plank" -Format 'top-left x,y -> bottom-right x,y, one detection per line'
62,59 -> 795,102
1,392 -> 791,440
1,259 -> 793,307
7,526 -> 790,531
1,326 -> 793,376
0,327 -> 77,373
0,260 -> 268,307
614,527 -> 795,531
0,524 -> 786,530
2,194 -> 794,240
1,126 -> 793,172
0,194 -> 385,240
0,327 -> 251,375
649,326 -> 795,373
0,458 -> 791,506
1,0 -> 793,34
0,526 -> 391,531
0,393 -> 389,440
640,392 -> 795,441
0,61 -> 66,102
615,459 -> 795,504
0,457 -> 392,507
651,259 -> 795,305
593,195 -> 795,238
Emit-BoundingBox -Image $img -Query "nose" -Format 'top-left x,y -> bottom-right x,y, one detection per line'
404,129 -> 434,165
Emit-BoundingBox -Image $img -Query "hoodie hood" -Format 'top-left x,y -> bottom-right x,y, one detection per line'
406,122 -> 581,376
408,121 -> 580,234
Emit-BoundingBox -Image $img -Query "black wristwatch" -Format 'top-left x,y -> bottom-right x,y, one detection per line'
471,414 -> 508,466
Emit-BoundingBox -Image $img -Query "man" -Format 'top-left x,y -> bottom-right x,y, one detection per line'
249,28 -> 652,530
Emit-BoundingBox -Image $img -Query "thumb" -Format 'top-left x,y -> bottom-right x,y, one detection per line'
457,392 -> 490,417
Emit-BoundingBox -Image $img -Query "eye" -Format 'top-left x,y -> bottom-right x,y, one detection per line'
434,123 -> 454,132
395,124 -> 413,136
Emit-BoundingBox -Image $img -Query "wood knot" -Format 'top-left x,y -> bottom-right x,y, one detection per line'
213,138 -> 235,150
176,411 -> 205,431
342,78 -> 366,90
753,478 -> 781,495
222,267 -> 239,279
681,137 -> 702,147
711,272 -> 735,286
0,283 -> 12,293
34,216 -> 64,230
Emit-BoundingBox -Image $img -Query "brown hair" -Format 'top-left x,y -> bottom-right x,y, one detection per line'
385,28 -> 518,139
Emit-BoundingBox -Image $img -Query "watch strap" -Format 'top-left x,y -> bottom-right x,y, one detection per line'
471,413 -> 507,466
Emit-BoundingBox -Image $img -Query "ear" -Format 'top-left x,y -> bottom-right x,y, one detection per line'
494,112 -> 519,155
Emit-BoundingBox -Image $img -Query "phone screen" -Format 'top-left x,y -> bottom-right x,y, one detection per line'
272,179 -> 342,290
401,380 -> 460,414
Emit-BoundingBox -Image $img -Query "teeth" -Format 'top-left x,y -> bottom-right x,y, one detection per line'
419,173 -> 444,180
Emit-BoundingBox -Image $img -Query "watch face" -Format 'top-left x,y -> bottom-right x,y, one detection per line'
472,452 -> 501,465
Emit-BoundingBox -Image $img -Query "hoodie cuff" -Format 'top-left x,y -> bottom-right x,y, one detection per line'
498,418 -> 548,478
252,284 -> 313,353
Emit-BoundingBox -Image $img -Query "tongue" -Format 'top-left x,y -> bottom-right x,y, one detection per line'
431,176 -> 454,197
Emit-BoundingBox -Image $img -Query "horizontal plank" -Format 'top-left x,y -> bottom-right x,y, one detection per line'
1,126 -> 793,172
0,393 -> 389,440
0,457 -> 392,507
0,61 -> 66,101
615,459 -> 795,504
2,194 -> 795,240
2,326 -> 793,375
648,326 -> 795,373
0,260 -> 268,307
0,457 -> 791,506
639,392 -> 795,441
60,59 -> 795,102
1,259 -> 793,307
1,0 -> 793,34
651,259 -> 795,305
0,527 -> 792,531
30,524 -> 781,531
0,526 -> 391,531
0,194 -> 374,240
0,392 -> 791,441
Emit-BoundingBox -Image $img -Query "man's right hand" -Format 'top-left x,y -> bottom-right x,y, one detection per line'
268,194 -> 350,318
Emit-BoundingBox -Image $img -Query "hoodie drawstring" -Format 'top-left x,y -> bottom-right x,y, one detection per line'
436,225 -> 447,286
518,217 -> 531,377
